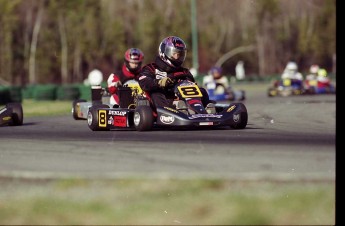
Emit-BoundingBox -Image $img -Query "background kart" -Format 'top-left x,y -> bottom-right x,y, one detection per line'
87,79 -> 248,131
304,79 -> 336,95
267,78 -> 304,97
0,102 -> 23,126
71,80 -> 140,120
205,82 -> 245,102
72,85 -> 111,120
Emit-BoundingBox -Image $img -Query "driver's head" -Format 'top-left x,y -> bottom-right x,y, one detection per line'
124,48 -> 144,73
158,36 -> 187,68
210,66 -> 223,79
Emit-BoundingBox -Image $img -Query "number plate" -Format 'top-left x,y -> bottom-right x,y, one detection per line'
177,85 -> 203,98
309,80 -> 317,86
283,79 -> 291,86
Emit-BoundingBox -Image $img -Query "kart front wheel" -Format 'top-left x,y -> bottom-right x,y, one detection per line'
230,103 -> 248,129
134,105 -> 154,131
6,102 -> 23,126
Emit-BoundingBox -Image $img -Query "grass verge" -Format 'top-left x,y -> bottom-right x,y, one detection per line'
0,178 -> 335,225
21,99 -> 73,117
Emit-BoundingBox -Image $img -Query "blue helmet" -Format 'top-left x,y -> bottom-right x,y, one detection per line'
210,66 -> 222,74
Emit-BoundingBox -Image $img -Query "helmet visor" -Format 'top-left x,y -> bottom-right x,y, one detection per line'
165,46 -> 186,63
128,54 -> 142,63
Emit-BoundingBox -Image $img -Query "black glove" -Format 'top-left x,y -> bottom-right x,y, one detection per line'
158,77 -> 173,88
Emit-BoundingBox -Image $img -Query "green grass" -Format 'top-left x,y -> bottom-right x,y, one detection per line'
0,178 -> 335,225
21,99 -> 73,117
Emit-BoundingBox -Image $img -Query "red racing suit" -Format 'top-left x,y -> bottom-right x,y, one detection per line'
107,64 -> 141,105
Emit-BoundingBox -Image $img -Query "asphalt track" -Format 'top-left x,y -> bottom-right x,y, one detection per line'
0,85 -> 336,181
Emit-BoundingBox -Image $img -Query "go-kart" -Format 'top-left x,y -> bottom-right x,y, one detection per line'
304,79 -> 336,95
0,102 -> 23,126
72,85 -> 112,120
72,80 -> 143,120
205,82 -> 245,102
87,77 -> 248,131
267,78 -> 305,97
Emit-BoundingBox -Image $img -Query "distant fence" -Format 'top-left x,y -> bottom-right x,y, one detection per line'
0,74 -> 336,105
0,84 -> 93,105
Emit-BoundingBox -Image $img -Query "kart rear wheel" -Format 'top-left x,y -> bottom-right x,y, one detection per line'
239,90 -> 246,101
306,87 -> 316,94
230,103 -> 247,129
6,102 -> 23,126
72,99 -> 87,120
87,105 -> 110,131
134,105 -> 154,131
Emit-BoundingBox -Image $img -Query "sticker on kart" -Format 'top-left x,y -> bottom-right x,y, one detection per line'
177,85 -> 202,98
233,114 -> 240,122
188,114 -> 223,119
160,114 -> 175,124
108,115 -> 127,127
227,105 -> 236,112
98,110 -> 107,127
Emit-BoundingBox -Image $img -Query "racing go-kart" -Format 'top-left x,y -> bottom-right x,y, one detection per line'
72,80 -> 142,120
267,78 -> 305,97
72,85 -> 112,120
205,82 -> 245,102
303,79 -> 336,95
0,102 -> 23,126
87,76 -> 248,131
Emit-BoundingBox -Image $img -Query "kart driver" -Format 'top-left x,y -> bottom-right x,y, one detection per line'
137,36 -> 213,110
306,64 -> 319,81
107,48 -> 144,106
280,61 -> 304,88
316,68 -> 332,88
304,64 -> 319,88
202,66 -> 231,95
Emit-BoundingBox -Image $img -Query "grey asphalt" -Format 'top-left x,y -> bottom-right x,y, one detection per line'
0,84 -> 336,181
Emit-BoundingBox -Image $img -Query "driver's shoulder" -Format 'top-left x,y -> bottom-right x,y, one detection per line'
142,62 -> 157,71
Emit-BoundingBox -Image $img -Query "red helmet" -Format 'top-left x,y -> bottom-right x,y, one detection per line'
124,48 -> 144,73
310,64 -> 319,74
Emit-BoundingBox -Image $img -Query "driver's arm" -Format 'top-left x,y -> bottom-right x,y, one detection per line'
168,69 -> 195,82
138,66 -> 161,92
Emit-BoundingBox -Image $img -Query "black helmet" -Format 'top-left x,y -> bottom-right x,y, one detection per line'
158,36 -> 187,68
124,48 -> 144,73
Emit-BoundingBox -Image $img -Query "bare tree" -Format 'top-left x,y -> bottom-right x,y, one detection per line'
28,0 -> 44,84
58,13 -> 68,84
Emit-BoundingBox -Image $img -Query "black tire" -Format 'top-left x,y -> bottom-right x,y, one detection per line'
267,87 -> 276,97
239,90 -> 246,101
87,105 -> 110,131
306,87 -> 316,95
6,102 -> 23,126
230,103 -> 248,129
133,105 -> 154,131
72,99 -> 87,120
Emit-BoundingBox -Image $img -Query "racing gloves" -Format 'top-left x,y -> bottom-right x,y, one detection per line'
158,77 -> 173,88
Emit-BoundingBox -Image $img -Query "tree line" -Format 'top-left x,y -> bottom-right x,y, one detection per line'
0,0 -> 336,85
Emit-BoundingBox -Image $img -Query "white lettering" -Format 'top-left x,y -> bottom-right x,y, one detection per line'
108,110 -> 127,116
188,114 -> 222,119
